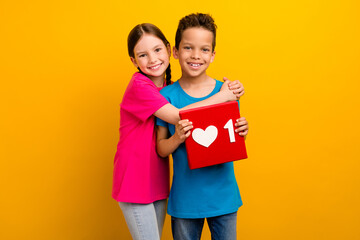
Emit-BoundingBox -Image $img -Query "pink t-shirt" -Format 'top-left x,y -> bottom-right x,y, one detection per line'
112,72 -> 170,203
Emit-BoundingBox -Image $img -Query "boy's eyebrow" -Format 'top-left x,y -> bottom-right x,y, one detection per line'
181,41 -> 211,47
181,41 -> 193,46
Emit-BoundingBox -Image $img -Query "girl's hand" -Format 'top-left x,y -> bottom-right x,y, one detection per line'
224,77 -> 245,99
174,119 -> 193,143
219,79 -> 239,101
234,117 -> 249,137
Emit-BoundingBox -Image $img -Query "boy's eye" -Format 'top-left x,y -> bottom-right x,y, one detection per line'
184,46 -> 191,50
138,54 -> 146,58
202,48 -> 210,52
155,48 -> 162,52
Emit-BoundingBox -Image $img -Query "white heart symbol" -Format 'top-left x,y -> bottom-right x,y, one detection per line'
192,125 -> 218,148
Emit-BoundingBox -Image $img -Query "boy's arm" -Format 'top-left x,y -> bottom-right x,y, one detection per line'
156,120 -> 193,157
154,79 -> 244,125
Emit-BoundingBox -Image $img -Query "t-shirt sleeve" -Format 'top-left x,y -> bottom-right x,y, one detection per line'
122,78 -> 169,122
156,89 -> 169,128
156,115 -> 168,128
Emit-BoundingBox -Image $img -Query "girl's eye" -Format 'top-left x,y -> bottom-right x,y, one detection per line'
155,48 -> 162,53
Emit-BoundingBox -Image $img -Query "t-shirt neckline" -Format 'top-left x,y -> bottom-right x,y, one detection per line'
175,79 -> 218,101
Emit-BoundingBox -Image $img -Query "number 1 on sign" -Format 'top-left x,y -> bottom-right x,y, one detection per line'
224,119 -> 236,143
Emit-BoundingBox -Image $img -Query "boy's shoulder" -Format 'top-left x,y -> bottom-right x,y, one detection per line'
160,79 -> 223,98
160,81 -> 181,96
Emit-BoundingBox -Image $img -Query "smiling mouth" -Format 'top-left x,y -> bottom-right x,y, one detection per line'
188,63 -> 202,68
148,63 -> 162,70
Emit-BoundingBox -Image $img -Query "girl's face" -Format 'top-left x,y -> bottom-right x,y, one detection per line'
131,34 -> 171,79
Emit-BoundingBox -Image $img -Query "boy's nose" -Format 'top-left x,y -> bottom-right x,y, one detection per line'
191,50 -> 200,60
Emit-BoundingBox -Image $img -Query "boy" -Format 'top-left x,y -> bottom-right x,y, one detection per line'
156,13 -> 249,240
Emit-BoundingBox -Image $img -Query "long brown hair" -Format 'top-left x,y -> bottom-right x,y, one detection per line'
128,23 -> 172,86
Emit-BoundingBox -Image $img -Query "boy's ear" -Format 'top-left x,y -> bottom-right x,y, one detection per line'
210,51 -> 216,63
130,57 -> 138,68
173,46 -> 179,59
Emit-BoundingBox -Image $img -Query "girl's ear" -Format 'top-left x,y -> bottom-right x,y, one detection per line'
173,46 -> 179,59
130,57 -> 138,68
210,51 -> 216,63
167,44 -> 171,57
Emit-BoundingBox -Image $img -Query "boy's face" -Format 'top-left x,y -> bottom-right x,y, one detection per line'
173,27 -> 215,79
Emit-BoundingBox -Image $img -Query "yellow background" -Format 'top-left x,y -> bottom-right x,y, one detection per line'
1,0 -> 359,239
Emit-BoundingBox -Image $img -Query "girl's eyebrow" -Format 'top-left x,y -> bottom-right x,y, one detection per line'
151,44 -> 164,50
135,44 -> 163,55
135,50 -> 146,55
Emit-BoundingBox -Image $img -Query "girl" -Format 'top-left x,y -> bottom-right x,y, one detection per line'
112,23 -> 244,240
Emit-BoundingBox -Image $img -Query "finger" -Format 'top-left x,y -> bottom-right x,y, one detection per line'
228,79 -> 240,85
236,117 -> 246,122
182,125 -> 193,132
223,80 -> 231,87
229,81 -> 242,89
235,123 -> 248,129
235,125 -> 248,132
229,82 -> 241,89
232,88 -> 244,94
235,93 -> 243,99
239,129 -> 248,137
235,120 -> 248,127
178,119 -> 190,124
182,122 -> 192,128
229,81 -> 241,87
223,77 -> 229,82
180,120 -> 192,128
235,121 -> 248,130
233,85 -> 243,91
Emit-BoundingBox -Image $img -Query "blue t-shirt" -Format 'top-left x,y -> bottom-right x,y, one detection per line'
156,80 -> 242,219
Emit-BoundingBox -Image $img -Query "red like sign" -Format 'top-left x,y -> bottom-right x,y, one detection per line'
179,101 -> 248,170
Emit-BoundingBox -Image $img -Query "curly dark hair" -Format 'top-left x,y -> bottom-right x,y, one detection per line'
175,13 -> 217,52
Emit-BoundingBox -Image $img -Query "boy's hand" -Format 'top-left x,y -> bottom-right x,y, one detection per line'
235,117 -> 249,137
224,77 -> 245,99
174,119 -> 193,143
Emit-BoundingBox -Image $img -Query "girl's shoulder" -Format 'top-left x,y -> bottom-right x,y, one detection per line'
132,72 -> 151,84
129,72 -> 158,91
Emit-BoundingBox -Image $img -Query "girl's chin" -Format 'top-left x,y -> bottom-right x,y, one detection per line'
143,70 -> 165,77
145,73 -> 162,77
142,73 -> 166,80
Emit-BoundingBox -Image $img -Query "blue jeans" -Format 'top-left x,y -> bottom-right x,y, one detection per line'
119,199 -> 167,240
171,212 -> 237,240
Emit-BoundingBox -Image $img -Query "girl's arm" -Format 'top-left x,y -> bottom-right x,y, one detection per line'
156,120 -> 193,157
154,79 -> 244,125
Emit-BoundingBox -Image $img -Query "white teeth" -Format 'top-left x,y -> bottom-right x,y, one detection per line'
149,64 -> 161,70
189,63 -> 201,67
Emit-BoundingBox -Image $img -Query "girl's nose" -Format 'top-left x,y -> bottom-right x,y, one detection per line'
148,53 -> 157,63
